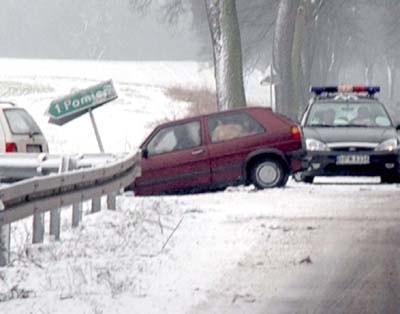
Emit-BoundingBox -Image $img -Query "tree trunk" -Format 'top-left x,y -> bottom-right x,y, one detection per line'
292,4 -> 307,120
205,0 -> 247,111
326,41 -> 342,85
364,62 -> 374,85
391,68 -> 397,102
386,59 -> 396,101
327,60 -> 341,85
273,0 -> 300,119
300,2 -> 315,111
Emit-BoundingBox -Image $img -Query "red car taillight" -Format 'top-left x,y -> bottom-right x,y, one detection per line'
6,142 -> 18,152
290,126 -> 302,141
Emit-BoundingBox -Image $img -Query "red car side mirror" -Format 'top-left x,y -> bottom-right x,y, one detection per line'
142,148 -> 149,159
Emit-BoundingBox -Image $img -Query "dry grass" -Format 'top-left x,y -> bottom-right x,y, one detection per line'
147,86 -> 219,128
154,85 -> 258,128
165,86 -> 218,117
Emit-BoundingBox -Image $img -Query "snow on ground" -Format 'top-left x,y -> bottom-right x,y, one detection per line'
0,58 -> 270,154
2,180 -> 399,314
0,59 -> 399,314
0,59 -> 211,153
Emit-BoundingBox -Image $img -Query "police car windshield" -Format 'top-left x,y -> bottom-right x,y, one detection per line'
305,101 -> 392,128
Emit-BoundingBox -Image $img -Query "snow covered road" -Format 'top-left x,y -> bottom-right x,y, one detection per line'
185,179 -> 400,314
2,178 -> 400,314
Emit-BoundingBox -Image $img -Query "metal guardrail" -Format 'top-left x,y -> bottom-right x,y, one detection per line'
0,152 -> 141,266
0,153 -> 122,180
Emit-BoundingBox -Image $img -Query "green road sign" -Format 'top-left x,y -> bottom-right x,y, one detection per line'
47,80 -> 118,125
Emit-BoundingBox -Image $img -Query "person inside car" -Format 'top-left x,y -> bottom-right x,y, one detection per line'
173,125 -> 196,150
212,123 -> 245,142
351,106 -> 372,125
319,108 -> 335,125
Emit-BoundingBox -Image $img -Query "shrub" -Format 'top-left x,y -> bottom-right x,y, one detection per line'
165,86 -> 218,117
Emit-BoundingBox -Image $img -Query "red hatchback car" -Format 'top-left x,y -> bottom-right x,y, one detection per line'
131,107 -> 304,195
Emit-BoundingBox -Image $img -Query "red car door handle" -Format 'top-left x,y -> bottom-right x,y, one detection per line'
191,149 -> 205,155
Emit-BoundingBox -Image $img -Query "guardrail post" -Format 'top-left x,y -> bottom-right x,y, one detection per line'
0,152 -> 141,255
0,224 -> 10,267
0,201 -> 10,266
32,210 -> 44,244
50,156 -> 70,241
107,193 -> 116,210
72,203 -> 82,228
91,197 -> 101,213
49,209 -> 61,240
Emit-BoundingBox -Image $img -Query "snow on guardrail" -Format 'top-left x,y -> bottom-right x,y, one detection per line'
0,151 -> 141,267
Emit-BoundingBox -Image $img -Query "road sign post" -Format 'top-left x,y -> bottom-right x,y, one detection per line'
89,108 -> 104,153
46,80 -> 117,152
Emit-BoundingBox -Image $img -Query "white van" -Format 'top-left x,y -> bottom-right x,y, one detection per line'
0,101 -> 49,153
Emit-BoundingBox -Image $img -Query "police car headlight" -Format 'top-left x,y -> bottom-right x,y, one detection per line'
375,138 -> 398,152
306,139 -> 330,151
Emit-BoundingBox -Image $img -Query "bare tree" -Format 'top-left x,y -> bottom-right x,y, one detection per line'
273,0 -> 300,119
129,0 -> 152,12
129,0 -> 247,111
131,0 -> 397,116
204,0 -> 247,111
379,2 -> 400,103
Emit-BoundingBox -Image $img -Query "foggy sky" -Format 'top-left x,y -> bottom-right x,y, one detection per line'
0,0 -> 202,61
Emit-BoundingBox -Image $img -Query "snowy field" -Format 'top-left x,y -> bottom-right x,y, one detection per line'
0,58 -> 270,154
0,59 -> 399,314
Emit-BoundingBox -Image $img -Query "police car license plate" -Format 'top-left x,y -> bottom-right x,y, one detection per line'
336,155 -> 370,165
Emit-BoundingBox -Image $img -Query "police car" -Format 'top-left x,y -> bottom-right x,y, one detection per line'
297,86 -> 400,183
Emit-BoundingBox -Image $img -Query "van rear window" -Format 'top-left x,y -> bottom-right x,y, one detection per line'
4,108 -> 42,135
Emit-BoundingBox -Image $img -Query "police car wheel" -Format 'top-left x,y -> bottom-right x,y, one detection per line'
302,175 -> 314,184
293,172 -> 303,182
293,172 -> 314,184
381,175 -> 400,184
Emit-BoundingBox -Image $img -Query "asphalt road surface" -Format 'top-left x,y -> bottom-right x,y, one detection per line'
264,184 -> 400,314
190,180 -> 400,314
265,220 -> 400,313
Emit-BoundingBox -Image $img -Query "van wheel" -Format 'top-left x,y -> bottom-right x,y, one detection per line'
251,159 -> 287,189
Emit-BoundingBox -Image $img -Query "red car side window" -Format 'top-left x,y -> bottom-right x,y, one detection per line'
207,112 -> 264,143
147,120 -> 201,156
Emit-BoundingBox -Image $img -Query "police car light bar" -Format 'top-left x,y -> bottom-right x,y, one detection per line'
310,85 -> 380,96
